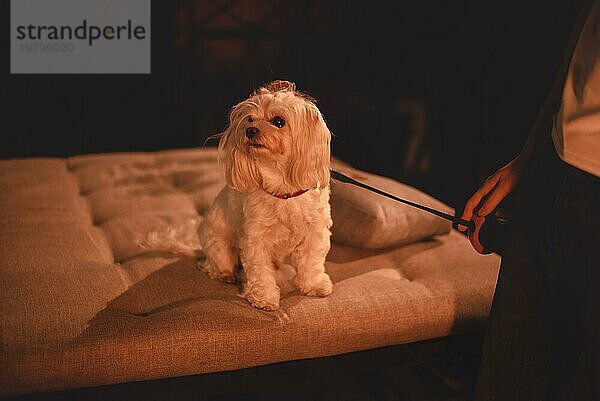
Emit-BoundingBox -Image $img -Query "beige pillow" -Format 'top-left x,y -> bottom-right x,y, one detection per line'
330,162 -> 453,249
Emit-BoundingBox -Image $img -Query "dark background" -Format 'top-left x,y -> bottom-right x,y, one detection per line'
0,0 -> 587,208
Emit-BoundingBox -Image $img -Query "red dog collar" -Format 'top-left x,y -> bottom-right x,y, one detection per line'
269,188 -> 309,199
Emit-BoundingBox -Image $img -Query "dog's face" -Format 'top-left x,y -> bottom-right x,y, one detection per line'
218,81 -> 331,192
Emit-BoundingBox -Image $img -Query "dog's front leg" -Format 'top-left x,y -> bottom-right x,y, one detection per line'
292,228 -> 333,297
240,241 -> 280,311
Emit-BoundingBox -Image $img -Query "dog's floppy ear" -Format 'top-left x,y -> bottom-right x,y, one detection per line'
287,103 -> 331,190
218,104 -> 261,192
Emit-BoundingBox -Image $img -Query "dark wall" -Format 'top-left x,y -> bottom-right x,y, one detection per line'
1,0 -> 585,208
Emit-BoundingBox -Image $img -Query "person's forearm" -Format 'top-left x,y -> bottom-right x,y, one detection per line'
517,80 -> 561,166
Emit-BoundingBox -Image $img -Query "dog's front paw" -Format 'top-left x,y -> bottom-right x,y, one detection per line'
296,272 -> 333,297
243,281 -> 280,311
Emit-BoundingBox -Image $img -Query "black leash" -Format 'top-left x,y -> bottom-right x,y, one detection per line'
331,169 -> 475,232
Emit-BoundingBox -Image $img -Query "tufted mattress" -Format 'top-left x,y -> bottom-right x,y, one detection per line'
0,148 -> 500,397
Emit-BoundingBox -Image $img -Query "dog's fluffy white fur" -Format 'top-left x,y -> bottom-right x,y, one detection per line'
146,81 -> 333,311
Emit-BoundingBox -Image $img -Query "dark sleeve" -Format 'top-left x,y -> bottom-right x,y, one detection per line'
524,0 -> 596,156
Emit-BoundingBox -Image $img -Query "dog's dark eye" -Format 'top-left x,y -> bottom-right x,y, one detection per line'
247,117 -> 253,123
271,116 -> 285,128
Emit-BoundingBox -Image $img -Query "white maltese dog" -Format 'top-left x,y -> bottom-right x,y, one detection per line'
147,81 -> 333,311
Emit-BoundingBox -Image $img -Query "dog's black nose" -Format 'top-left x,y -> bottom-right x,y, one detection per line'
246,126 -> 259,139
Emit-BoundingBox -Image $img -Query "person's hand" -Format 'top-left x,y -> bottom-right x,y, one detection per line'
458,157 -> 524,232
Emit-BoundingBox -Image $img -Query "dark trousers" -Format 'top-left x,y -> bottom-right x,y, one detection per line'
475,136 -> 600,401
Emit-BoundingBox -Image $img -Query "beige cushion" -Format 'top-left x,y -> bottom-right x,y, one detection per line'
0,148 -> 500,397
330,161 -> 453,249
